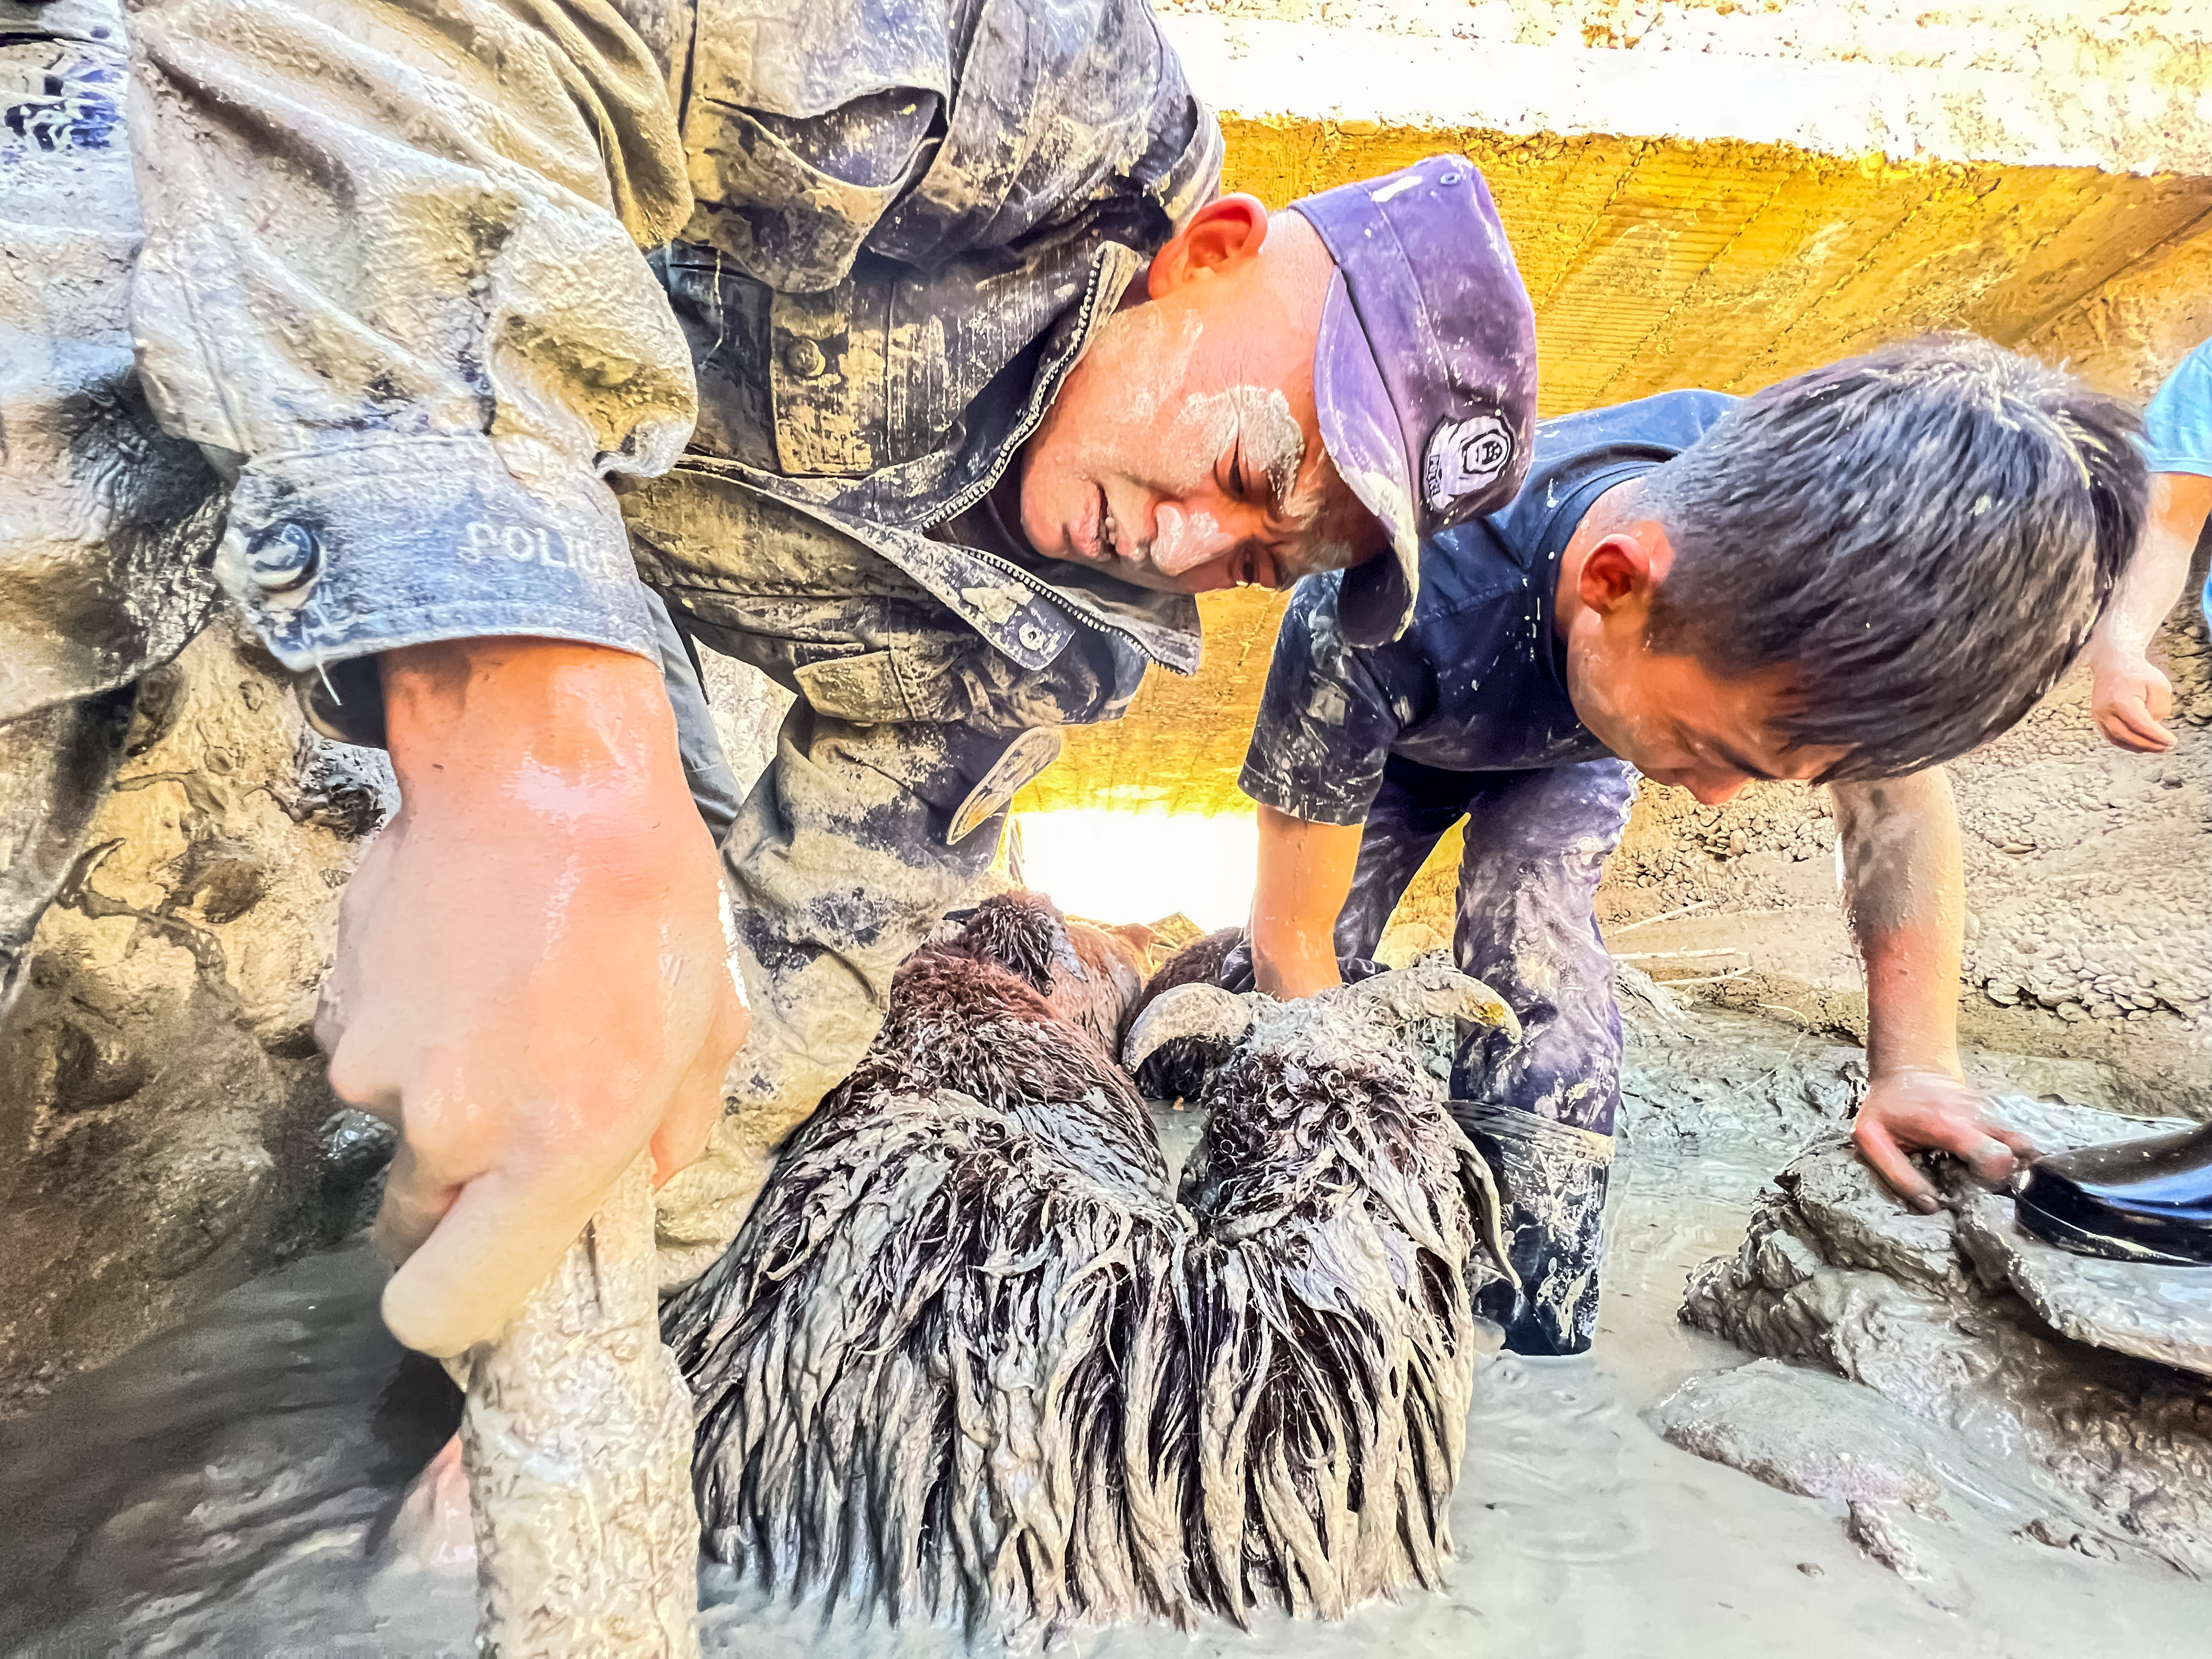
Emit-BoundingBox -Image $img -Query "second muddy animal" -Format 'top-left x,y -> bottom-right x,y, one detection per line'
664,895 -> 1517,1642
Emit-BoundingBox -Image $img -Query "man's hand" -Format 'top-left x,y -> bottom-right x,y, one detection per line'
319,639 -> 748,1358
1853,1067 -> 2041,1215
1830,770 -> 2029,1212
2089,645 -> 2175,753
2085,471 -> 2211,753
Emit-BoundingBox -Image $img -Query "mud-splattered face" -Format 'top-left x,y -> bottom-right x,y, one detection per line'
1560,484 -> 1848,803
1012,202 -> 1386,594
1569,646 -> 1836,805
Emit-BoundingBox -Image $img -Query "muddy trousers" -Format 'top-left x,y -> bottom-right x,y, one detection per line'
1332,754 -> 1638,1354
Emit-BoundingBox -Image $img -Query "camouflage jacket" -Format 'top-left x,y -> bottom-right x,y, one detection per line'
110,0 -> 1219,739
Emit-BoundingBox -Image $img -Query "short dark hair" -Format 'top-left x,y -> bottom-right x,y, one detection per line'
1639,335 -> 2147,782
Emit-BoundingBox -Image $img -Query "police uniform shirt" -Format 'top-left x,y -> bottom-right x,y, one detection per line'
1239,390 -> 1736,825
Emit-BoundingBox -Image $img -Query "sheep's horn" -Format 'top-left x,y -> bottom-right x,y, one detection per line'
1120,982 -> 1252,1075
1352,964 -> 1523,1042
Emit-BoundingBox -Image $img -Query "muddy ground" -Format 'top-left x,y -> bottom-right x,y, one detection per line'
2,978 -> 2206,1658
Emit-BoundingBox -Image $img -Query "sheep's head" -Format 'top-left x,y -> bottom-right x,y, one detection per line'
1123,953 -> 1525,1319
1120,955 -> 1521,1081
947,890 -> 1084,994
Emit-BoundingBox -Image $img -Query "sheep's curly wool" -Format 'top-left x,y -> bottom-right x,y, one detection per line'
663,899 -> 1497,1644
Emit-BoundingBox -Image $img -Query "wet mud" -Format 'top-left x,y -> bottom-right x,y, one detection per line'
1672,1120 -> 2212,1588
3,988 -> 2209,1656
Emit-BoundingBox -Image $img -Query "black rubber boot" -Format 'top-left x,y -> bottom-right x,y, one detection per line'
1455,1104 -> 1612,1355
2015,1122 -> 2212,1267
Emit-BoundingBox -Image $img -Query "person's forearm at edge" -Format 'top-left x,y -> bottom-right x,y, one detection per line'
2089,471 -> 2212,753
1249,804 -> 1364,998
1831,769 -> 2037,1212
321,637 -> 747,1356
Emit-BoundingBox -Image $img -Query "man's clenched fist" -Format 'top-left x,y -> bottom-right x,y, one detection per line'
319,639 -> 748,1357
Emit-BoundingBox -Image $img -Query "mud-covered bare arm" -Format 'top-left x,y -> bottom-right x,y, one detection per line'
1240,580 -> 1401,1000
1832,768 -> 2038,1212
1250,805 -> 1364,998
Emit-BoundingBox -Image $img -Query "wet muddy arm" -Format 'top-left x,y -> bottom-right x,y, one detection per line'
458,1155 -> 700,1657
323,639 -> 740,1652
1833,769 -> 1963,1083
1832,769 -> 2034,1211
1250,805 -> 1363,998
333,639 -> 744,1355
1240,583 -> 1401,1000
111,15 -> 731,1649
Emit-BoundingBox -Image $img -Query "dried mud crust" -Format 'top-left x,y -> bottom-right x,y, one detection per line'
1663,1112 -> 2212,1593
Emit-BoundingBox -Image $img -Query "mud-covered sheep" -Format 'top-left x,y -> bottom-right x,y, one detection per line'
1060,913 -> 1150,1047
1129,923 -> 1243,1014
935,889 -> 1148,1056
1120,926 -> 1399,1099
663,897 -> 1519,1643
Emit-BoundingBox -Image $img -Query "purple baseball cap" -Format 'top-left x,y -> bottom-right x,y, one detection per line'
1293,155 -> 1538,645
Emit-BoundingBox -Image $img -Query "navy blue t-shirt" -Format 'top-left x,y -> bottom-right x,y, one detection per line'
1239,390 -> 1735,825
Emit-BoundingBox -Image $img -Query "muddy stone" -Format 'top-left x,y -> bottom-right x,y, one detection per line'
1670,1119 -> 2212,1583
1647,1358 -> 2118,1611
1955,1192 -> 2212,1379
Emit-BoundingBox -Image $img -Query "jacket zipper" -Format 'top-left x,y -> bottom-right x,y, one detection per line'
916,249 -> 1196,675
669,246 -> 1197,675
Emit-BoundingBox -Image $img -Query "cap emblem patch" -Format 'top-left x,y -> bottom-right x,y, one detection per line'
1423,413 -> 1515,514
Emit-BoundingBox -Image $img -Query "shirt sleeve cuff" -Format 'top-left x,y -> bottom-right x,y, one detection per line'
1236,754 -> 1380,827
216,435 -> 659,741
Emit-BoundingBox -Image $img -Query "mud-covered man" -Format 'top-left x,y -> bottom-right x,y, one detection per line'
1,0 -> 1536,1354
1236,339 -> 2146,1355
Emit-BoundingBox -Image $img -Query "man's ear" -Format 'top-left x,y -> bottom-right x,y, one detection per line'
1576,530 -> 1661,618
1148,195 -> 1269,300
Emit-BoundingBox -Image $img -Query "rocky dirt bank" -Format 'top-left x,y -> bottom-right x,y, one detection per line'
1660,1118 -> 2212,1600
